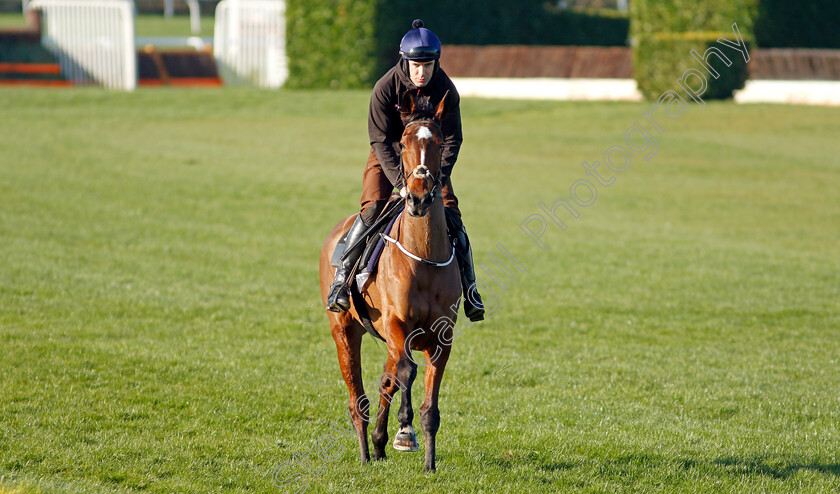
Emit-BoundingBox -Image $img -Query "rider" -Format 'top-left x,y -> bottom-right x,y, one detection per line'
325,19 -> 484,322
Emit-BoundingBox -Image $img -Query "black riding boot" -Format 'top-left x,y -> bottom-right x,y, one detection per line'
326,215 -> 369,312
445,210 -> 485,322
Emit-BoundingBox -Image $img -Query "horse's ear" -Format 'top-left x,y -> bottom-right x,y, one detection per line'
400,91 -> 416,120
434,90 -> 451,122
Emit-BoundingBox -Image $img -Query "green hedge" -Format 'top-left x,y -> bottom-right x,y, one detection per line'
0,38 -> 57,64
373,2 -> 629,77
634,32 -> 750,100
754,0 -> 840,48
630,0 -> 754,101
286,0 -> 629,89
547,8 -> 629,47
377,3 -> 627,46
630,0 -> 757,40
284,0 -> 377,89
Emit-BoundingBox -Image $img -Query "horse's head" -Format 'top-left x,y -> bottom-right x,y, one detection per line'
399,90 -> 450,217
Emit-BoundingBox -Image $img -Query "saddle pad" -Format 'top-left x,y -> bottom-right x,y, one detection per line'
356,210 -> 402,289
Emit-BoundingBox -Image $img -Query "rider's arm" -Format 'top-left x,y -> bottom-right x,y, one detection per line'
439,83 -> 463,186
368,80 -> 403,189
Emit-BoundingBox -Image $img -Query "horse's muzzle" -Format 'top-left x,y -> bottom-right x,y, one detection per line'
406,191 -> 433,217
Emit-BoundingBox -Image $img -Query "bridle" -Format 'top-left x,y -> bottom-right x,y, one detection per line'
402,119 -> 444,198
382,117 -> 455,267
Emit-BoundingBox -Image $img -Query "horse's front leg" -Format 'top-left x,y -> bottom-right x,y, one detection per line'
393,354 -> 419,451
385,319 -> 419,452
419,344 -> 451,472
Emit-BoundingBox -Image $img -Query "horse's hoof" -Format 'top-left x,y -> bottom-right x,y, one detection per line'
392,425 -> 419,451
372,448 -> 387,461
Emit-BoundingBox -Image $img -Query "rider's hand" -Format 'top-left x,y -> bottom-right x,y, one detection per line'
399,186 -> 407,198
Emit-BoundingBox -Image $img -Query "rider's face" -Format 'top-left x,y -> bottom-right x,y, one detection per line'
408,60 -> 434,87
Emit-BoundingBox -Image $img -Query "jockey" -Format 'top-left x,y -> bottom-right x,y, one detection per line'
326,19 -> 484,322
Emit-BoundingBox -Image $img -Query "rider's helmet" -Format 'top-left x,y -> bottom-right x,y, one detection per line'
399,19 -> 441,79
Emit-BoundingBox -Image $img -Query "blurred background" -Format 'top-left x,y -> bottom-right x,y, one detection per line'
1,0 -> 838,104
2,1 -> 839,493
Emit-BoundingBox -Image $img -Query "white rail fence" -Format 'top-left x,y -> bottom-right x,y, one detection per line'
21,0 -> 289,90
214,0 -> 287,88
28,0 -> 136,90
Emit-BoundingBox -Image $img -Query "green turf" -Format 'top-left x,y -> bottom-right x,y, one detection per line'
0,14 -> 213,36
1,88 -> 838,493
0,12 -> 27,27
134,14 -> 214,38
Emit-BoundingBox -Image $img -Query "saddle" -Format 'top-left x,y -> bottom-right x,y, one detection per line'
329,196 -> 405,288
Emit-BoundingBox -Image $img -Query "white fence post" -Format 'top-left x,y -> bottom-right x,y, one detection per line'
186,0 -> 201,34
28,0 -> 137,90
214,0 -> 287,88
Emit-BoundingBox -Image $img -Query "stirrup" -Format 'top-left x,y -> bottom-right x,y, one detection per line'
326,283 -> 351,312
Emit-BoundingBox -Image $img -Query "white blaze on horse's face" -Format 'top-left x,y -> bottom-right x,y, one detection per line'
416,127 -> 432,169
415,126 -> 433,140
402,121 -> 443,217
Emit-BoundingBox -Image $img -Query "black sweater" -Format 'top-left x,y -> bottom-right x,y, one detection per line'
368,62 -> 463,188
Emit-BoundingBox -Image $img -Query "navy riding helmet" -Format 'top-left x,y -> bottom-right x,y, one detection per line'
399,19 -> 441,79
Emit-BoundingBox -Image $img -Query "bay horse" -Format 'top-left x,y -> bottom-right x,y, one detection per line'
318,90 -> 461,472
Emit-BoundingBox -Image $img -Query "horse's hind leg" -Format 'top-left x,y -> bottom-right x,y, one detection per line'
371,355 -> 401,460
419,345 -> 451,472
330,317 -> 370,464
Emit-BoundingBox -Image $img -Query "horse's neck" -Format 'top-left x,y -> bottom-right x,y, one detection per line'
398,201 -> 450,262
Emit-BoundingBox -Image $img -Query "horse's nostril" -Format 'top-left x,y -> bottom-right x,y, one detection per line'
406,192 -> 431,216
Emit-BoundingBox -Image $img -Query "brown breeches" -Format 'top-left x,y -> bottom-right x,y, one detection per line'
359,148 -> 460,224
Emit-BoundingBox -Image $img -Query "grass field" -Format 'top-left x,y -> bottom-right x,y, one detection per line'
1,87 -> 839,493
0,13 -> 213,37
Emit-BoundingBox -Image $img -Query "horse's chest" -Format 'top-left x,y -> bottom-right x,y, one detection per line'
407,272 -> 459,318
378,253 -> 460,324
